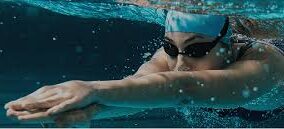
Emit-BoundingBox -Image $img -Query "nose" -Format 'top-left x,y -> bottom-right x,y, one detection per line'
174,55 -> 191,71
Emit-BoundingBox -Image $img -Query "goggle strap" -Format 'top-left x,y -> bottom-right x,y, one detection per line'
212,17 -> 230,44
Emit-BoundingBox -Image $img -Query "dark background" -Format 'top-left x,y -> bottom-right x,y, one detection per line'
0,2 -> 164,125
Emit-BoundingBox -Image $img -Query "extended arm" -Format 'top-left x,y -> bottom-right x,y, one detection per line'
5,43 -> 283,122
91,43 -> 284,109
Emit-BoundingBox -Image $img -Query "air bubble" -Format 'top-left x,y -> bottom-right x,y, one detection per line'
197,81 -> 201,85
216,52 -> 220,56
228,50 -> 232,55
210,97 -> 216,102
253,87 -> 258,92
219,48 -> 225,53
36,81 -> 41,85
258,48 -> 264,52
226,60 -> 231,64
62,75 -> 66,78
242,89 -> 250,98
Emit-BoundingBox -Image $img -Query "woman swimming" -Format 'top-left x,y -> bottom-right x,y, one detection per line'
4,10 -> 284,126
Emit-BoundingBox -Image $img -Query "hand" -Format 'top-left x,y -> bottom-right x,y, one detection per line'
6,103 -> 103,128
4,80 -> 97,119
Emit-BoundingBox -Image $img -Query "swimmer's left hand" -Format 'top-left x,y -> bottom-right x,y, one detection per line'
6,103 -> 102,127
5,80 -> 98,117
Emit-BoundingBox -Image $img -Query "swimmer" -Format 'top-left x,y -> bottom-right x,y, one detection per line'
5,10 -> 284,126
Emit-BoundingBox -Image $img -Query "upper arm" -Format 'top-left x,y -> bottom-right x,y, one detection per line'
228,42 -> 284,80
133,47 -> 169,77
181,43 -> 284,107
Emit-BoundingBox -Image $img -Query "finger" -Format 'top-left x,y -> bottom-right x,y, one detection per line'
6,109 -> 20,121
8,97 -> 37,111
17,112 -> 50,121
7,109 -> 31,117
23,95 -> 71,110
5,101 -> 16,109
10,94 -> 68,111
4,96 -> 31,109
6,86 -> 54,110
5,95 -> 38,110
47,97 -> 77,115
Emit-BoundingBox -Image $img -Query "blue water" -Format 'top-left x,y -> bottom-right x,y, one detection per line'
0,0 -> 284,128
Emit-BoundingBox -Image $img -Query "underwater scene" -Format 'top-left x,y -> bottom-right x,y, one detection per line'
0,0 -> 284,128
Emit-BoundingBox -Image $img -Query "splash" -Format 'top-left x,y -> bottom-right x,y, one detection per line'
2,0 -> 284,39
1,0 -> 166,26
177,80 -> 284,127
120,0 -> 284,19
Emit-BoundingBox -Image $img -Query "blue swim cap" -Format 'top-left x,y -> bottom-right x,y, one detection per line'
165,10 -> 232,45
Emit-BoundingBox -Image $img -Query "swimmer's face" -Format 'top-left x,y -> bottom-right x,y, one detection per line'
164,32 -> 232,71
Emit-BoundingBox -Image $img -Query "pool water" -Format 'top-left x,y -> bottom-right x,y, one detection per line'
0,0 -> 284,128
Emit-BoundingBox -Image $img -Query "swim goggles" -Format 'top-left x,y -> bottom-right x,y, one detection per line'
163,17 -> 229,58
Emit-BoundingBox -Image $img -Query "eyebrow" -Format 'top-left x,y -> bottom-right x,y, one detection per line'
184,35 -> 204,44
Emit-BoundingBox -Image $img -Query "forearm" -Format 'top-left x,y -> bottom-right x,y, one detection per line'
89,72 -> 189,108
89,66 -> 275,108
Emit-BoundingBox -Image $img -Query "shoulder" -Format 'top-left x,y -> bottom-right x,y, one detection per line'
237,42 -> 284,74
238,42 -> 283,60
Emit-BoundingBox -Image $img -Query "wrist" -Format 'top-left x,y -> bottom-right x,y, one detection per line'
86,80 -> 128,103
